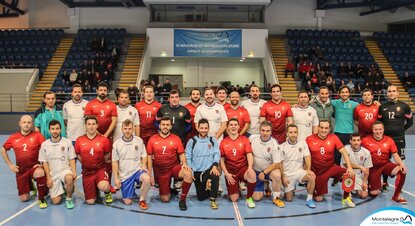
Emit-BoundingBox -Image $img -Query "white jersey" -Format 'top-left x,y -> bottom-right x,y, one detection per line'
342,145 -> 373,176
292,106 -> 319,142
112,136 -> 147,181
249,134 -> 281,172
194,102 -> 228,142
113,105 -> 140,142
62,99 -> 89,141
280,140 -> 310,177
241,98 -> 267,135
38,137 -> 76,179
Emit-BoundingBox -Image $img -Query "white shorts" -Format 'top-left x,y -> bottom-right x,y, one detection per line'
283,169 -> 307,192
353,173 -> 364,191
50,169 -> 73,198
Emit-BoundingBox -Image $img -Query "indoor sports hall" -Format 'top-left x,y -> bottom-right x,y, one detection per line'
1,0 -> 415,226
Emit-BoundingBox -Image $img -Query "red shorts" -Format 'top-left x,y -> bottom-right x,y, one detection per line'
314,165 -> 346,197
368,162 -> 398,192
225,166 -> 248,196
82,168 -> 109,200
141,136 -> 151,147
154,164 -> 182,196
16,167 -> 38,196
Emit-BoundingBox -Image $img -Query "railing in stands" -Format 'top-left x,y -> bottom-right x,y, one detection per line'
264,37 -> 278,84
137,35 -> 150,87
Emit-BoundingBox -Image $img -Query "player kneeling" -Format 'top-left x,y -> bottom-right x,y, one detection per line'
341,133 -> 372,199
250,121 -> 285,208
112,119 -> 151,210
220,119 -> 257,208
39,120 -> 77,209
281,124 -> 316,208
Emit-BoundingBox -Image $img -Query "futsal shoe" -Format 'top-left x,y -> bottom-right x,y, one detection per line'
342,197 -> 356,208
139,200 -> 149,210
246,197 -> 256,208
65,199 -> 74,209
179,200 -> 187,211
105,193 -> 113,204
392,196 -> 408,205
273,198 -> 285,208
306,199 -> 316,208
38,200 -> 48,209
210,198 -> 218,210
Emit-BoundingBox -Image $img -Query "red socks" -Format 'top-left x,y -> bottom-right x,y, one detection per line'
393,171 -> 406,198
246,182 -> 256,199
180,181 -> 192,201
36,176 -> 48,201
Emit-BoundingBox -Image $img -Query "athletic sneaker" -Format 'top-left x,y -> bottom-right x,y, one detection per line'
392,196 -> 408,204
382,183 -> 389,192
65,199 -> 74,209
246,197 -> 256,208
273,198 -> 285,208
342,197 -> 356,208
109,185 -> 118,194
38,200 -> 48,209
306,199 -> 316,208
179,200 -> 187,211
210,199 -> 218,210
105,193 -> 113,204
139,200 -> 149,210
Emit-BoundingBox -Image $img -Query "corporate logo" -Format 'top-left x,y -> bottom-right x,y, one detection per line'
360,207 -> 414,226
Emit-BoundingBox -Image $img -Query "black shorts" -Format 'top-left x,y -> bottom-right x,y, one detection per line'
392,137 -> 406,160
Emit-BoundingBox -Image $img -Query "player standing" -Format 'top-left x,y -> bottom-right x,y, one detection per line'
353,88 -> 378,138
225,91 -> 251,136
63,84 -> 89,144
260,84 -> 293,144
291,91 -> 318,142
241,84 -> 267,136
184,88 -> 202,143
113,90 -> 140,142
135,85 -> 162,146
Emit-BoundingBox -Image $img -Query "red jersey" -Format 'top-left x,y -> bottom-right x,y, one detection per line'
361,135 -> 398,167
75,134 -> 111,175
306,134 -> 344,175
225,106 -> 251,133
354,103 -> 379,137
84,98 -> 118,135
218,102 -> 231,109
146,133 -> 184,173
260,100 -> 293,143
135,100 -> 162,139
3,131 -> 45,174
220,135 -> 252,174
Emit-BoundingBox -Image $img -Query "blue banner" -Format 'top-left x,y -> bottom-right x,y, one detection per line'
174,29 -> 242,57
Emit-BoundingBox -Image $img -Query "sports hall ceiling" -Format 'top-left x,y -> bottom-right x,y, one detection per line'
317,0 -> 415,16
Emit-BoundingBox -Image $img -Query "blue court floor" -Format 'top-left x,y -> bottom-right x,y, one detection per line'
0,135 -> 414,226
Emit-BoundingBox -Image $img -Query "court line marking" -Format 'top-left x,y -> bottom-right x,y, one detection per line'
388,184 -> 415,197
232,202 -> 244,226
0,175 -> 82,226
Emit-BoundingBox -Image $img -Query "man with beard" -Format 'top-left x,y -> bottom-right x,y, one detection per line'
35,91 -> 66,139
194,88 -> 228,143
75,116 -> 113,204
354,88 -> 379,138
1,115 -> 48,208
241,84 -> 267,136
378,85 -> 413,191
310,86 -> 334,124
113,90 -> 140,142
84,82 -> 118,139
147,116 -> 193,210
84,82 -> 118,193
216,86 -> 230,109
156,89 -> 191,145
225,91 -> 250,136
63,84 -> 89,144
185,88 -> 201,143
185,118 -> 220,209
38,120 -> 76,209
135,85 -> 162,146
260,84 -> 293,144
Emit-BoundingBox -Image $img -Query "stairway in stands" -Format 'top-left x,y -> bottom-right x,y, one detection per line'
26,37 -> 73,112
268,36 -> 297,105
118,35 -> 146,90
365,40 -> 415,111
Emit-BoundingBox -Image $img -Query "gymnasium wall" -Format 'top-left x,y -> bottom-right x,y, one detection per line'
1,0 -> 415,33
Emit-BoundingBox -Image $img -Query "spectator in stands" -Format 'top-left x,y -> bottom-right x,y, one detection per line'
338,62 -> 347,78
80,60 -> 90,72
69,69 -> 78,86
305,80 -> 314,95
326,75 -> 335,93
99,37 -> 107,52
311,73 -> 319,87
285,60 -> 295,78
321,62 -> 331,74
128,84 -> 140,104
79,69 -> 88,85
91,71 -> 101,88
83,80 -> 92,93
91,38 -> 98,52
403,72 -> 412,91
266,83 -> 271,93
315,46 -> 324,61
111,44 -> 121,60
62,70 -> 70,86
318,71 -> 327,85
346,62 -> 354,78
163,78 -> 173,93
347,80 -> 355,94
